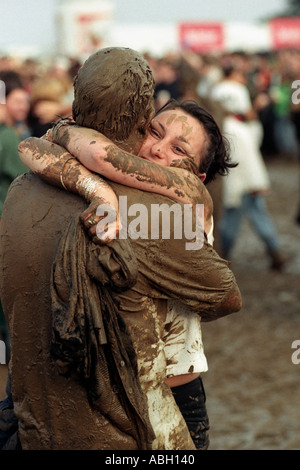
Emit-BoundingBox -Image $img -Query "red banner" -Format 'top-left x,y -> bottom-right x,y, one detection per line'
270,18 -> 300,49
179,23 -> 224,53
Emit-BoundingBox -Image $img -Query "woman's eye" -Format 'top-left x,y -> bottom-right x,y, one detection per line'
150,127 -> 160,137
173,146 -> 185,154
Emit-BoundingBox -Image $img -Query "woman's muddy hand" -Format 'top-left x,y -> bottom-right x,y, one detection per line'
41,127 -> 54,142
80,196 -> 121,245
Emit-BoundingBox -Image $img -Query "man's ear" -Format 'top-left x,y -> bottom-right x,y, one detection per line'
198,172 -> 206,182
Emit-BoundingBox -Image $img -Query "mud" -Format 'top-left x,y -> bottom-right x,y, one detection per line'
72,47 -> 154,146
1,158 -> 299,449
0,365 -> 7,400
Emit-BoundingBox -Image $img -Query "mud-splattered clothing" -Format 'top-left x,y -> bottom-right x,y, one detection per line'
0,175 -> 238,450
163,219 -> 214,378
163,301 -> 208,378
110,185 -> 236,449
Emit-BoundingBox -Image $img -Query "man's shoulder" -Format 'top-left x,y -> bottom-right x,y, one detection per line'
10,172 -> 78,196
8,172 -> 57,199
6,172 -> 86,214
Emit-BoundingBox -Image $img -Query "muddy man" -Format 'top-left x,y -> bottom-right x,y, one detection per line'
0,47 -> 241,450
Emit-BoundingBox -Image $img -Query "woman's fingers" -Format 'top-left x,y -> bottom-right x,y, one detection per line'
80,199 -> 121,244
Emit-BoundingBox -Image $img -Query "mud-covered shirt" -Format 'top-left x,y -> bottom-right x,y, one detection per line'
0,176 -> 238,451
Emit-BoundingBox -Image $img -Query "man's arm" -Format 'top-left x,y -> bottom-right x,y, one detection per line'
200,283 -> 242,321
126,190 -> 242,322
137,239 -> 242,322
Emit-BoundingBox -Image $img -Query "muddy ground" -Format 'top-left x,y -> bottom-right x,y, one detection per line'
0,157 -> 299,450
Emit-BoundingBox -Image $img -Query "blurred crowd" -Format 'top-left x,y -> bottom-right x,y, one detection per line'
0,55 -> 81,139
1,48 -> 300,155
1,47 -> 300,341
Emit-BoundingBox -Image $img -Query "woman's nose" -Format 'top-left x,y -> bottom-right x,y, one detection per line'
151,141 -> 165,158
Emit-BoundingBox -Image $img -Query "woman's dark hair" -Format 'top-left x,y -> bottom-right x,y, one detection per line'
155,99 -> 237,184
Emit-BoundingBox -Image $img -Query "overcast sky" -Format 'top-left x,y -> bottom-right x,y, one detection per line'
113,0 -> 287,23
0,0 -> 288,53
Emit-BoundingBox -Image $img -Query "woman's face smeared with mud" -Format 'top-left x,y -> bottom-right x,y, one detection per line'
138,109 -> 208,180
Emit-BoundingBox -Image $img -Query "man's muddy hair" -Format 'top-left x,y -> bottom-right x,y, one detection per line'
72,48 -> 155,142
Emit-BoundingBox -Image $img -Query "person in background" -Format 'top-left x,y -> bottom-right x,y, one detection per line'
270,72 -> 298,157
290,95 -> 300,226
154,56 -> 181,110
28,76 -> 73,138
211,66 -> 287,270
0,71 -> 31,141
0,70 -> 29,349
